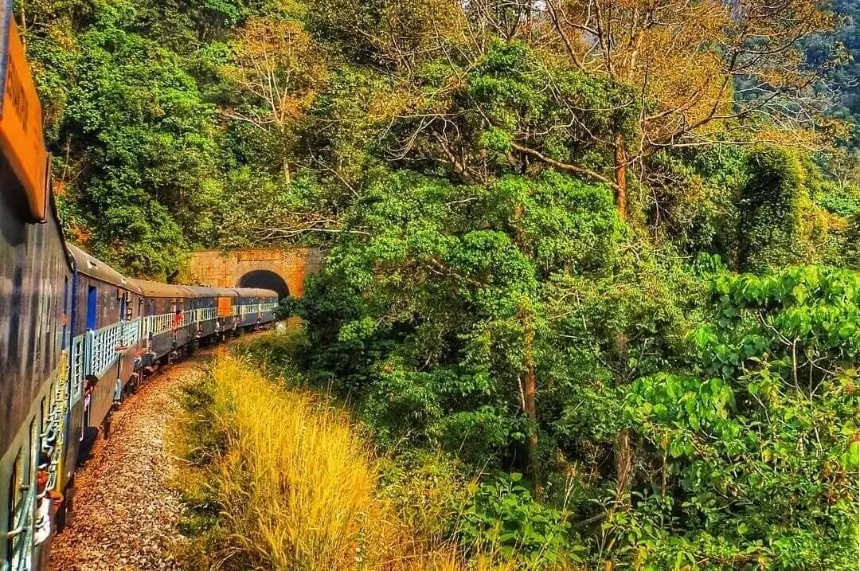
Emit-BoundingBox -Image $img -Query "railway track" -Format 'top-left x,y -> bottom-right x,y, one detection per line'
48,347 -> 222,571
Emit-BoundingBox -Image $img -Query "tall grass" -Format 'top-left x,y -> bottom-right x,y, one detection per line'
206,357 -> 396,569
179,355 -> 565,571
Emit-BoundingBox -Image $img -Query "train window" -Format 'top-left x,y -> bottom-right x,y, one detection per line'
36,401 -> 47,470
5,446 -> 23,566
29,419 -> 38,479
120,292 -> 127,323
5,450 -> 16,564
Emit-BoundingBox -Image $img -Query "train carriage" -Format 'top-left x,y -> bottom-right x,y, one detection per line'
66,246 -> 145,443
0,6 -> 72,570
130,280 -> 198,364
0,189 -> 70,571
186,286 -> 238,341
234,288 -> 279,329
174,286 -> 201,351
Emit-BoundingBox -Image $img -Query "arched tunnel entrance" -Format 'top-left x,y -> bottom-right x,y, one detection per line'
237,270 -> 290,300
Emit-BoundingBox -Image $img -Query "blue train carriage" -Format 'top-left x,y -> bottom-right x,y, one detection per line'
130,279 -> 200,368
186,286 -> 238,342
65,245 -> 144,452
0,3 -> 72,569
233,288 -> 279,330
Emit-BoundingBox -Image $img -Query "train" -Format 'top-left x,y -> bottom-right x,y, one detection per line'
0,6 -> 280,570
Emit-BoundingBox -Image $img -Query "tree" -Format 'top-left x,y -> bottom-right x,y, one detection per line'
383,41 -> 637,189
24,1 -> 223,277
221,17 -> 327,183
545,0 -> 835,218
300,169 -> 625,490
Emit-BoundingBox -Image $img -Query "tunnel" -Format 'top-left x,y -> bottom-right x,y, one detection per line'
237,270 -> 290,300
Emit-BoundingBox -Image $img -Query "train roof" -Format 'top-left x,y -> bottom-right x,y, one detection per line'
67,244 -> 142,294
130,278 -> 198,299
234,288 -> 280,298
185,286 -> 239,298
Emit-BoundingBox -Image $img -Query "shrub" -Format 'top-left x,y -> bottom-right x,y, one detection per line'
457,473 -> 583,569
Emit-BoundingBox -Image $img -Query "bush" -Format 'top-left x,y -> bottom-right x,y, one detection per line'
612,266 -> 860,569
233,327 -> 311,377
457,473 -> 583,569
377,449 -> 468,542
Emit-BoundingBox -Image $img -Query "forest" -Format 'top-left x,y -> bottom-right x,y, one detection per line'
18,0 -> 860,568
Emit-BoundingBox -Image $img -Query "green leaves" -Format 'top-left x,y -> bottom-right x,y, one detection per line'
844,440 -> 860,468
457,473 -> 581,568
612,265 -> 860,569
26,0 -> 230,277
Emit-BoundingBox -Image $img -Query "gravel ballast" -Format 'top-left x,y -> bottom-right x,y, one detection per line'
49,352 -> 213,571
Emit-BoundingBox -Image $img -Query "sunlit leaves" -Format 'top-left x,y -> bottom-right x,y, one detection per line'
617,265 -> 860,569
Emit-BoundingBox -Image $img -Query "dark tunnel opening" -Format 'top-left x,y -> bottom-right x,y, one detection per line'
237,270 -> 290,300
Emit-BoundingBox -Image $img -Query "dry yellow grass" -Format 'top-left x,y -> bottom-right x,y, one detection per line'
206,356 -> 516,571
209,356 -> 391,569
199,356 -> 564,571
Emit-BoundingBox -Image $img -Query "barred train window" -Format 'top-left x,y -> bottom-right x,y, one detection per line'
31,419 -> 39,476
40,398 -> 49,465
62,276 -> 69,350
5,447 -> 23,566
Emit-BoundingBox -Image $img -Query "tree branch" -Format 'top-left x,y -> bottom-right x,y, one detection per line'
510,142 -> 617,188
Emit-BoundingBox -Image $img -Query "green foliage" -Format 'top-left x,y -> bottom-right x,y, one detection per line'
614,266 -> 860,569
386,41 -> 638,185
24,1 -> 229,276
302,207 -> 859,569
458,473 -> 581,568
644,145 -> 748,258
233,328 -> 312,383
22,0 -> 860,568
23,0 -> 327,276
69,25 -> 222,275
299,170 -> 630,465
736,148 -> 804,271
377,449 -> 469,541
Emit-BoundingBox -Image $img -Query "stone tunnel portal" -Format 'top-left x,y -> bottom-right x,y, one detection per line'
237,269 -> 290,300
182,247 -> 321,299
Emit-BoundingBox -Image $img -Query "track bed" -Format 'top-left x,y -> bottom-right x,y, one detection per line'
48,349 -> 218,571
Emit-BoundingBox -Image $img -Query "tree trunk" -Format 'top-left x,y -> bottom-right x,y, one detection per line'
19,1 -> 27,48
522,306 -> 541,498
615,428 -> 633,505
615,135 -> 628,221
283,159 -> 292,185
513,205 -> 541,497
614,329 -> 632,505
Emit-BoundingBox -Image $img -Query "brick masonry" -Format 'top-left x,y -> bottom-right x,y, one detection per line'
180,247 -> 323,298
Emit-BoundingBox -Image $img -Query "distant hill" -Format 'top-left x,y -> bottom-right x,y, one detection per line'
808,0 -> 860,144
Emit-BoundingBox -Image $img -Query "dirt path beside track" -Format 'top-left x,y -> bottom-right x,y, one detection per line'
48,348 -> 222,571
